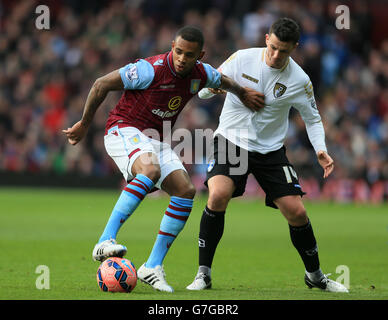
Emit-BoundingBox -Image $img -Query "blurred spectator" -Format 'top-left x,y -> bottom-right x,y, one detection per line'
241,3 -> 275,46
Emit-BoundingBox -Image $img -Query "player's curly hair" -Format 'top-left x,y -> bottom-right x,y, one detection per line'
269,17 -> 300,44
175,26 -> 204,50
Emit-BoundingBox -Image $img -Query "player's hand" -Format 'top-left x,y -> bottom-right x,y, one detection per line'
239,87 -> 265,111
62,120 -> 88,145
317,150 -> 334,178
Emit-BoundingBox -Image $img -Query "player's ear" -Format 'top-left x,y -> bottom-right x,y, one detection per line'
198,50 -> 205,61
171,40 -> 175,51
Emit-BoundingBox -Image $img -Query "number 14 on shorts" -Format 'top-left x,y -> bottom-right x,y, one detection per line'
283,165 -> 298,183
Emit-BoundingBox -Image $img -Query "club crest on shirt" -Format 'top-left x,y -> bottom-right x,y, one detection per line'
273,82 -> 287,98
129,134 -> 141,145
190,79 -> 201,94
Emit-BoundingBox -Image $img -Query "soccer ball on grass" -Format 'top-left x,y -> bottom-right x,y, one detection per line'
97,257 -> 137,292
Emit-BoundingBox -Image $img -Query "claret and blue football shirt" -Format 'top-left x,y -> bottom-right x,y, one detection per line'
105,51 -> 221,140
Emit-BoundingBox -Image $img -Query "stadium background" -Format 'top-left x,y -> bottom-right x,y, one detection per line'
1,0 -> 388,204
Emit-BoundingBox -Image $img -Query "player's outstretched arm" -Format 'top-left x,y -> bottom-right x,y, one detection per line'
63,70 -> 123,145
218,74 -> 264,111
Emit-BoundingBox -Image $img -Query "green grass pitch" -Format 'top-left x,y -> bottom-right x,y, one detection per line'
0,187 -> 387,300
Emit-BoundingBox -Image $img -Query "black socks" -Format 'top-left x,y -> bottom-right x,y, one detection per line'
289,220 -> 320,273
198,206 -> 226,268
198,206 -> 321,276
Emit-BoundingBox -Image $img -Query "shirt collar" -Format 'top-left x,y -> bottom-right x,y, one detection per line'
263,48 -> 290,72
167,51 -> 197,79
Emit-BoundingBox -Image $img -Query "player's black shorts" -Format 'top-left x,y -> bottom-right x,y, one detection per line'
205,135 -> 306,209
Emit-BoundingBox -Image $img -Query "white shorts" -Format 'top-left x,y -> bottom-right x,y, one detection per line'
104,126 -> 186,189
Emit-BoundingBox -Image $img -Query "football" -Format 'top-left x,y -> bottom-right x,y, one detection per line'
97,257 -> 137,293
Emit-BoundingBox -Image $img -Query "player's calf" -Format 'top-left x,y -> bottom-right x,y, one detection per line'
206,175 -> 234,211
145,196 -> 193,268
97,174 -> 156,244
161,169 -> 196,199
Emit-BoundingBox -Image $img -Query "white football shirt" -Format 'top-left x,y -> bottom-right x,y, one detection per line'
199,48 -> 327,154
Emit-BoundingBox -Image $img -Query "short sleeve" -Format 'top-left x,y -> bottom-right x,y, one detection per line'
202,63 -> 222,88
119,59 -> 155,90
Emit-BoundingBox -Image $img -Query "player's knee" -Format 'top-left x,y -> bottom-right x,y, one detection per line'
287,206 -> 308,225
132,153 -> 161,183
139,165 -> 161,183
208,189 -> 232,211
175,182 -> 196,199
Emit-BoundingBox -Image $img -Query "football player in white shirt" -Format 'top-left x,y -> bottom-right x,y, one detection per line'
187,18 -> 348,293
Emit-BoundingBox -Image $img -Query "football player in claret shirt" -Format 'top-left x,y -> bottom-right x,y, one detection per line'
63,26 -> 264,292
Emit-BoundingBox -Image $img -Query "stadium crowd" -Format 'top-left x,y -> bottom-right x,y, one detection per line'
0,0 -> 388,203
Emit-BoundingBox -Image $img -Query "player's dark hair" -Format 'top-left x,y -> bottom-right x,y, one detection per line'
175,26 -> 204,50
269,17 -> 300,44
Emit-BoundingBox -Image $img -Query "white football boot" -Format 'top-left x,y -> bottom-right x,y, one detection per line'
186,272 -> 212,290
92,239 -> 127,262
137,263 -> 174,293
305,273 -> 349,292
